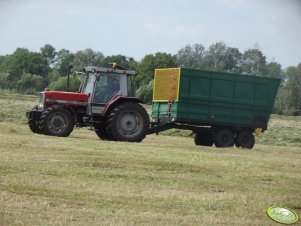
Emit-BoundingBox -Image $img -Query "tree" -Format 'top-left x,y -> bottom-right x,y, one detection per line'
48,76 -> 81,92
223,47 -> 242,73
136,80 -> 153,104
55,49 -> 74,76
241,49 -> 267,75
203,42 -> 228,71
0,72 -> 9,91
27,52 -> 49,76
176,44 -> 205,69
47,68 -> 61,84
17,73 -> 45,94
1,48 -> 49,91
266,62 -> 282,78
0,56 -> 5,69
72,48 -> 104,71
6,48 -> 31,83
0,48 -> 48,91
285,64 -> 301,111
0,56 -> 13,90
40,44 -> 56,66
103,55 -> 137,70
0,55 -> 11,73
200,42 -> 242,72
134,52 -> 177,87
274,63 -> 301,114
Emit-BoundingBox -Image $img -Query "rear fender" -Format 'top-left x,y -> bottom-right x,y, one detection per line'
102,96 -> 143,117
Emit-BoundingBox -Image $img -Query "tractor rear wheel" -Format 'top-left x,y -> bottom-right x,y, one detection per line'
40,105 -> 74,137
107,102 -> 149,142
235,130 -> 255,149
194,131 -> 214,146
214,128 -> 234,148
94,124 -> 111,140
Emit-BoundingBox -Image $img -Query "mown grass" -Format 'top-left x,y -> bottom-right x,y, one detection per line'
0,94 -> 301,225
0,94 -> 37,123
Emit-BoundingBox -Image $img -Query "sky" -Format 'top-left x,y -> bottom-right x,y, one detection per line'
0,0 -> 300,68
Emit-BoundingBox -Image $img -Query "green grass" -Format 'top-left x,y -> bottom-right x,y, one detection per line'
0,94 -> 301,225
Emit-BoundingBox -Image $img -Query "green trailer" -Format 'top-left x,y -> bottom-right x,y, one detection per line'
149,68 -> 281,149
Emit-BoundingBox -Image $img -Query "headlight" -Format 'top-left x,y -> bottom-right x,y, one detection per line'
151,117 -> 158,122
38,92 -> 44,110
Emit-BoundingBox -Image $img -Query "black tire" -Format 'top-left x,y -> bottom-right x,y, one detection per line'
94,124 -> 111,140
214,128 -> 234,148
194,131 -> 214,146
28,105 -> 42,134
28,119 -> 42,134
106,102 -> 149,142
40,105 -> 74,137
235,130 -> 255,149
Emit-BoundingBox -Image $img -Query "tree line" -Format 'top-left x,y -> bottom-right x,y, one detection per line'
0,43 -> 300,115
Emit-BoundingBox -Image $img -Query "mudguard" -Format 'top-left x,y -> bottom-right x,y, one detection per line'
102,96 -> 143,116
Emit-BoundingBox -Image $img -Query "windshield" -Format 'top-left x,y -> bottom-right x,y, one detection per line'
92,74 -> 121,103
82,72 -> 95,94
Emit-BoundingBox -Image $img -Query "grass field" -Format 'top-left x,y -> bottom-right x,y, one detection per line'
0,94 -> 300,225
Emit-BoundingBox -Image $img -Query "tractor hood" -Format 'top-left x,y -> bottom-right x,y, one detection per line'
43,91 -> 89,107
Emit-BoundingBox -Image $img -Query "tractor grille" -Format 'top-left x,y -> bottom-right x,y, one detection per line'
153,68 -> 180,102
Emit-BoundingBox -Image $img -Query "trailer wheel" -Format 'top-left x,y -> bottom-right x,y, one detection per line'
40,105 -> 74,137
107,102 -> 149,142
235,130 -> 255,149
194,131 -> 214,146
214,129 -> 234,148
94,124 -> 111,140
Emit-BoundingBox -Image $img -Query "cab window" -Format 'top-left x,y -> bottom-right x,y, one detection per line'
92,74 -> 121,103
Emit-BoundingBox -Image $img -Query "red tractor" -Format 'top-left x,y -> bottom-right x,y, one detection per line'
26,65 -> 149,142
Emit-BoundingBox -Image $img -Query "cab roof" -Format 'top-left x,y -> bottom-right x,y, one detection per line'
84,66 -> 135,75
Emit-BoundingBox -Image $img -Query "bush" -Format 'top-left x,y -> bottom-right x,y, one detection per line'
49,76 -> 81,92
136,81 -> 153,103
17,73 -> 46,94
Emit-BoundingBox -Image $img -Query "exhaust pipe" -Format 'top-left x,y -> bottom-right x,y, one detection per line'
66,65 -> 73,92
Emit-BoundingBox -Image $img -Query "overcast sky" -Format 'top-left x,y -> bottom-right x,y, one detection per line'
0,0 -> 300,68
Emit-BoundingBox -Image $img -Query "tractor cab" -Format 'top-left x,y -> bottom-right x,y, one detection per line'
81,66 -> 136,115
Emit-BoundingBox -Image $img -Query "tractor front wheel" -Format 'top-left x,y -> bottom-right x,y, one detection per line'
107,102 -> 149,142
27,105 -> 42,134
40,105 -> 74,137
28,119 -> 42,134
